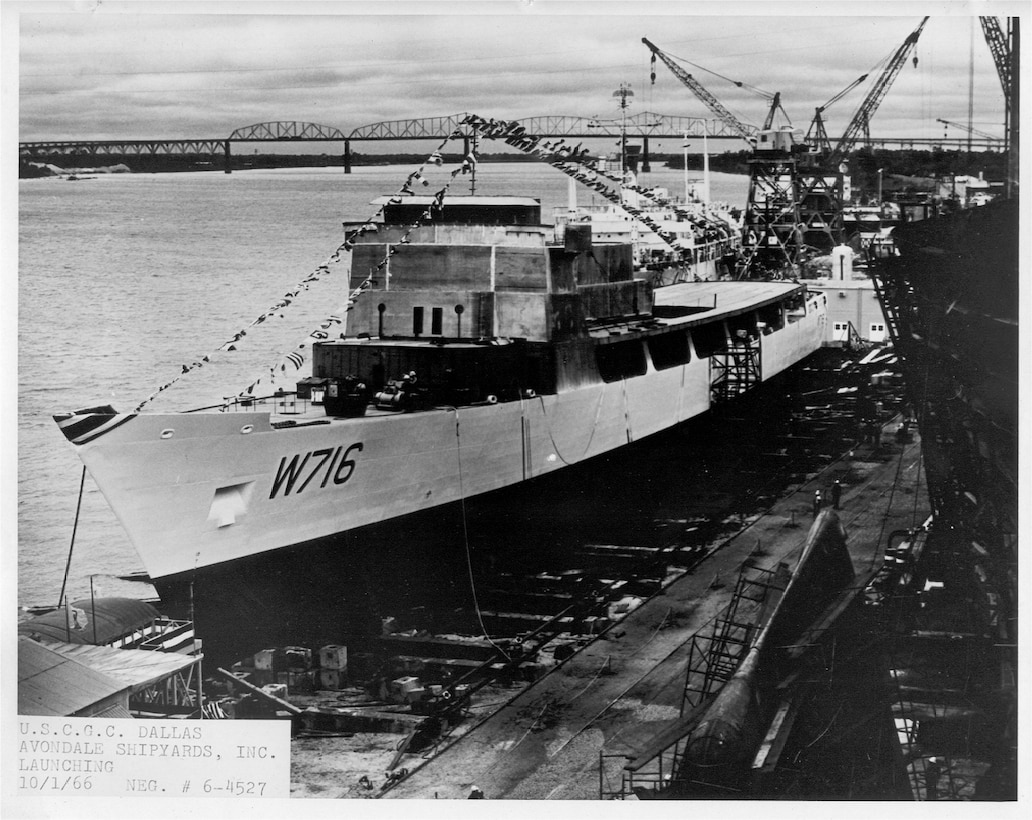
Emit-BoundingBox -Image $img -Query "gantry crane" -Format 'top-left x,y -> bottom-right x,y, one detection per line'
644,36 -> 828,278
644,20 -> 927,277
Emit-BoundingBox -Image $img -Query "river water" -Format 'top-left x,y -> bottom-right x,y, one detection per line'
17,162 -> 748,610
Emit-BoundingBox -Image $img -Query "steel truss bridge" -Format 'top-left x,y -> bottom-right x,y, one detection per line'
20,115 -> 1000,173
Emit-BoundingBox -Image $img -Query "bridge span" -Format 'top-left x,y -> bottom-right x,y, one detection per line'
19,113 -> 736,173
20,115 -> 997,173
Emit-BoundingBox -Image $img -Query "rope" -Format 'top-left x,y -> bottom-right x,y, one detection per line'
452,408 -> 512,662
535,387 -> 606,467
57,465 -> 87,609
565,654 -> 614,707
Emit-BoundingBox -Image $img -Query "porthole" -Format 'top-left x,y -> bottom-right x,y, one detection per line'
160,429 -> 175,439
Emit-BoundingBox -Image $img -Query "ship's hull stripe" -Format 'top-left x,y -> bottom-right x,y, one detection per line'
55,413 -> 137,445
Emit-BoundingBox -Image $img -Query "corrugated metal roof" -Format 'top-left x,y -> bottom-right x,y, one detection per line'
17,597 -> 160,645
18,637 -> 129,716
43,642 -> 201,693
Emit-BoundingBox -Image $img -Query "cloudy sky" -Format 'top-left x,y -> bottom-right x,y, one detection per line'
9,1 -> 1019,150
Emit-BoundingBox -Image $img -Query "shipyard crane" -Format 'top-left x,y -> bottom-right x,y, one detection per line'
642,37 -> 758,147
826,16 -> 929,168
643,36 -> 812,279
804,74 -> 868,156
979,15 -> 1018,195
936,118 -> 1004,150
980,17 -> 1012,101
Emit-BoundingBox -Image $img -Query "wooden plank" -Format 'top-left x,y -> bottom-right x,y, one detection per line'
216,666 -> 301,715
387,728 -> 418,772
752,694 -> 804,774
623,700 -> 709,773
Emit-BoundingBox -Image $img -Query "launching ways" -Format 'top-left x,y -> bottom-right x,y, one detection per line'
384,420 -> 929,800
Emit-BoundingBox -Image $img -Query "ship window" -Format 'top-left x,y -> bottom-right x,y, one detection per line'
647,331 -> 691,370
431,307 -> 443,335
596,340 -> 647,383
757,303 -> 784,332
690,322 -> 727,358
413,306 -> 424,337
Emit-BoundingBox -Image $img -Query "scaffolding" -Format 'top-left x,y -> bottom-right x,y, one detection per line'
599,563 -> 790,799
710,337 -> 761,404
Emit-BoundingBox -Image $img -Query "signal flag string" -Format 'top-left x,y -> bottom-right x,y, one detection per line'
458,114 -> 713,258
233,131 -> 481,400
134,113 -> 731,413
132,128 -> 464,413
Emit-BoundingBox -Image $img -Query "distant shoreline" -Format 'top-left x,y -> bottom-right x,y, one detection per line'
21,151 -> 751,178
19,149 -> 1008,203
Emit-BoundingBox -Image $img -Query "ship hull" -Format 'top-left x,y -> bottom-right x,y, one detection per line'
70,299 -> 824,586
151,353 -> 816,666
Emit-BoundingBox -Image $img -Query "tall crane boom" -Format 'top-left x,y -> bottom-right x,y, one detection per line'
980,16 -> 1011,99
828,16 -> 929,166
642,37 -> 757,146
936,118 -> 1003,146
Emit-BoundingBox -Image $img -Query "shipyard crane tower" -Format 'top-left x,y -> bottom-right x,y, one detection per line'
790,17 -> 928,258
979,16 -> 1018,195
804,75 -> 868,158
825,17 -> 929,169
642,37 -> 759,148
644,37 -> 813,279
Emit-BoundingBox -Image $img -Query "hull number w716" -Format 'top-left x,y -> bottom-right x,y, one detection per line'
269,443 -> 363,499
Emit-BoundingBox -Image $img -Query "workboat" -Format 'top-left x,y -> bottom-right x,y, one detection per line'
55,194 -> 826,656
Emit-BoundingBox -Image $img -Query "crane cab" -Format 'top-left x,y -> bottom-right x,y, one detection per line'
754,126 -> 800,154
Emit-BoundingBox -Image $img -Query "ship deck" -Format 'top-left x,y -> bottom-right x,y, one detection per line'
208,280 -> 808,424
382,421 -> 928,800
652,279 -> 803,319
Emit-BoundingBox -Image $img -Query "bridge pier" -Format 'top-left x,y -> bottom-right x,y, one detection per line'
642,137 -> 651,172
224,140 -> 232,174
344,139 -> 351,174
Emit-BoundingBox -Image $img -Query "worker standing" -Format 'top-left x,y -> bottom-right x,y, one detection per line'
925,757 -> 941,800
813,489 -> 822,518
831,480 -> 843,510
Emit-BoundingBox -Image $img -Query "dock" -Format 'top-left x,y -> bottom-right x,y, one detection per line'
384,424 -> 928,799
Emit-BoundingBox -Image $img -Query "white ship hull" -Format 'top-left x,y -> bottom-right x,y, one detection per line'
64,287 -> 826,584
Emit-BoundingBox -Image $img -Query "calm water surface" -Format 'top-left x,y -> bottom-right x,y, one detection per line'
18,163 -> 747,609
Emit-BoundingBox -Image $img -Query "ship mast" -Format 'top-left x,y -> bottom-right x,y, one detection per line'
613,83 -> 634,175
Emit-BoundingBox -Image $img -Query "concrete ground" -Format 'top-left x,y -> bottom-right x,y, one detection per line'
384,425 -> 928,800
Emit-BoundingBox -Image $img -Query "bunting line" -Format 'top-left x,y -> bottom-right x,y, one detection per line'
133,114 -> 737,414
231,130 -> 476,401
